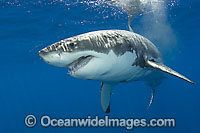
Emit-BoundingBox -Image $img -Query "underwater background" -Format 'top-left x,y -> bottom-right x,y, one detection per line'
0,0 -> 199,132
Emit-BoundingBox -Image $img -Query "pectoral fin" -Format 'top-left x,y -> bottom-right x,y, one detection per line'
146,60 -> 194,84
100,82 -> 116,113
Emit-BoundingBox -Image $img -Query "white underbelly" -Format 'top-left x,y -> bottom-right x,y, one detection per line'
71,50 -> 152,82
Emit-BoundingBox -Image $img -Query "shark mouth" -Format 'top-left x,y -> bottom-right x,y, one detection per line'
68,55 -> 93,74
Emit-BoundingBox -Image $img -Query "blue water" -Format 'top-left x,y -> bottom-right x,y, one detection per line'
0,0 -> 199,132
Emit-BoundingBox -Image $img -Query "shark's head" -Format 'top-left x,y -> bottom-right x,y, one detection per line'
38,35 -> 97,74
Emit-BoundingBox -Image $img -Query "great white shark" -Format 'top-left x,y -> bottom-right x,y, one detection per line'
106,0 -> 144,32
38,30 -> 194,113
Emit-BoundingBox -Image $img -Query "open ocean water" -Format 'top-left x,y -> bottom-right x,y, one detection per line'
0,0 -> 199,132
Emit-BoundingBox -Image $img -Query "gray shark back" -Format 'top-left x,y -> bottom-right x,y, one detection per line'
49,30 -> 162,62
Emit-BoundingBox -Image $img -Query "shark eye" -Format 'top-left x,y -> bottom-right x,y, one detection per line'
69,43 -> 75,47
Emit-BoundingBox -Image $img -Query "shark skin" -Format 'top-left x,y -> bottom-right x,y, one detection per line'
38,30 -> 194,113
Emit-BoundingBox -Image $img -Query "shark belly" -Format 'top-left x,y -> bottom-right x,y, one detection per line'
70,50 -> 151,82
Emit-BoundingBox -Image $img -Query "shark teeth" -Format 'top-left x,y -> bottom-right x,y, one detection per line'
68,55 -> 93,74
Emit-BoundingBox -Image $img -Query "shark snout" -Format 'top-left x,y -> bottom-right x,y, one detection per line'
38,46 -> 50,56
38,47 -> 70,67
38,49 -> 49,64
38,49 -> 45,56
